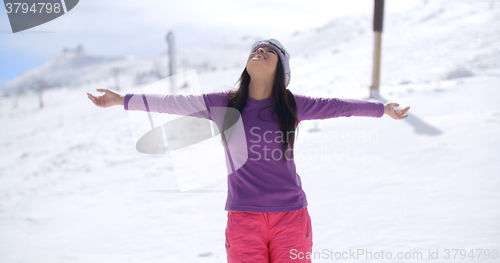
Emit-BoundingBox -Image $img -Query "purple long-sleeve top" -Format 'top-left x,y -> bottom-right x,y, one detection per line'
124,90 -> 384,213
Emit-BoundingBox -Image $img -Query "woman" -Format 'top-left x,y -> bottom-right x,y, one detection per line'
87,39 -> 410,262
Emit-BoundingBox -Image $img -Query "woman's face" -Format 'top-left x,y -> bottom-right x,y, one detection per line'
246,46 -> 279,79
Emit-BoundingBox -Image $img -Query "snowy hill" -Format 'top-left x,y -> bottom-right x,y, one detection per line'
1,0 -> 499,262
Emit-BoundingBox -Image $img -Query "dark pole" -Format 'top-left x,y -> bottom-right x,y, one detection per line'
371,0 -> 384,99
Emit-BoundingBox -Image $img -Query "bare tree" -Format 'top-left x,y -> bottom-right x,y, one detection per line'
30,76 -> 48,109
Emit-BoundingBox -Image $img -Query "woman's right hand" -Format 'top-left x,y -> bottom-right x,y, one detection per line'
384,102 -> 410,120
87,89 -> 124,108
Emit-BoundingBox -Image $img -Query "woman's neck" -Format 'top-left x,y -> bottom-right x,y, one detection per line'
248,78 -> 273,100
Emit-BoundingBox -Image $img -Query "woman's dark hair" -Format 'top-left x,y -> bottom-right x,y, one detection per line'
221,55 -> 299,162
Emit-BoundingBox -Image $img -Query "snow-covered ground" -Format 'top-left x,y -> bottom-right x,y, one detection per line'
1,0 -> 499,262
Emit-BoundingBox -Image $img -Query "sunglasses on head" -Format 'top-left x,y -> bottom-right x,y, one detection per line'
252,39 -> 286,56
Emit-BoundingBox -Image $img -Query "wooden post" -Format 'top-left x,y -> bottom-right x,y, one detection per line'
371,0 -> 384,99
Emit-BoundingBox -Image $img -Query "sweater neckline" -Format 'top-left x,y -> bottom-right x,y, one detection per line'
246,95 -> 274,105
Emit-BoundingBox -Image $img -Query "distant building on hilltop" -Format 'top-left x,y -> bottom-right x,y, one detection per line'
63,44 -> 86,55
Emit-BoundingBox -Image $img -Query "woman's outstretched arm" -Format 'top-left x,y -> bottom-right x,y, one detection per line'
294,93 -> 410,121
88,88 -> 209,119
87,88 -> 231,120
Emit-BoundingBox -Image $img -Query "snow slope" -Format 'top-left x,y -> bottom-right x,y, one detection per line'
1,0 -> 499,262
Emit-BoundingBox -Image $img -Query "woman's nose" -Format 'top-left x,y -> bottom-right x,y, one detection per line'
256,48 -> 265,53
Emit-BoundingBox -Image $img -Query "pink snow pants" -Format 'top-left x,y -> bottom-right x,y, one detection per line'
225,207 -> 313,263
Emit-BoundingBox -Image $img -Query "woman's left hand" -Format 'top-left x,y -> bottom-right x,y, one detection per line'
384,102 -> 410,120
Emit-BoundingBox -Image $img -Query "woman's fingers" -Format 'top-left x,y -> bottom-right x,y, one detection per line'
90,96 -> 98,105
393,110 -> 405,119
400,106 -> 410,118
87,94 -> 97,102
391,104 -> 410,118
87,92 -> 102,107
88,96 -> 97,106
385,103 -> 410,120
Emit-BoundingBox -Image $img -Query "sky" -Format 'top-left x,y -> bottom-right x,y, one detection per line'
0,0 -> 423,85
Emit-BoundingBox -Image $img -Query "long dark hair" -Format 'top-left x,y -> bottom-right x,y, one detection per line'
221,55 -> 299,162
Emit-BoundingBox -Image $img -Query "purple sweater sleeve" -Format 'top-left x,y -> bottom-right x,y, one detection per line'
294,93 -> 384,121
123,90 -> 231,119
